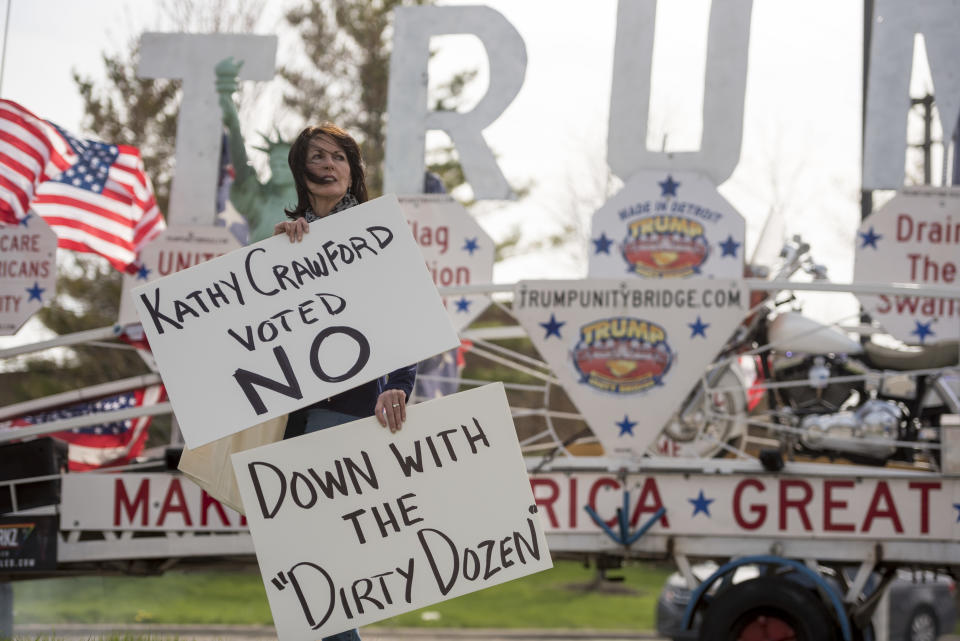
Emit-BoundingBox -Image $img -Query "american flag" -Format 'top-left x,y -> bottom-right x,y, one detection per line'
0,99 -> 75,221
0,99 -> 165,272
31,123 -> 166,273
0,385 -> 166,471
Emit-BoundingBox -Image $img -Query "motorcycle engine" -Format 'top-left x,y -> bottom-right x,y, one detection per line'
799,399 -> 902,460
771,354 -> 867,413
772,354 -> 902,461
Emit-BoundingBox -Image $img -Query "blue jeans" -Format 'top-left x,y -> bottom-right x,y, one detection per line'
303,408 -> 360,434
302,408 -> 362,641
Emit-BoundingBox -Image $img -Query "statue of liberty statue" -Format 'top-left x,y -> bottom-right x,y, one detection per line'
215,57 -> 296,243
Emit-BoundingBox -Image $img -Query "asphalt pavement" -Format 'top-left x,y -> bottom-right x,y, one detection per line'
13,624 -> 666,641
15,625 -> 960,640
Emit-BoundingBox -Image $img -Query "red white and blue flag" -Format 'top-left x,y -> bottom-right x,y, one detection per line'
0,99 -> 165,273
0,99 -> 75,221
0,385 -> 166,471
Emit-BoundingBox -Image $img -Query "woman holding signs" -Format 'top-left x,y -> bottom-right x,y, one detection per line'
274,124 -> 416,641
275,125 -> 416,435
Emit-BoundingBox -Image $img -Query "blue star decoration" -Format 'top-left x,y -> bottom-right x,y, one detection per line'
136,264 -> 151,280
454,297 -> 471,313
616,415 -> 637,436
540,313 -> 565,339
911,320 -> 934,344
689,490 -> 714,517
592,232 -> 614,255
18,212 -> 33,227
658,174 -> 680,197
719,235 -> 741,258
954,503 -> 960,523
25,282 -> 45,302
462,237 -> 479,255
688,316 -> 710,338
859,226 -> 882,249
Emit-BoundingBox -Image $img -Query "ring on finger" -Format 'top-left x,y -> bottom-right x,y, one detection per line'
392,403 -> 400,407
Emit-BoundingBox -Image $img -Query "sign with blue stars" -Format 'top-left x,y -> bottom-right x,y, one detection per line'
0,216 -> 58,335
513,278 -> 746,456
527,467 -> 960,541
854,187 -> 960,344
588,171 -> 745,281
398,195 -> 494,331
117,225 -> 242,326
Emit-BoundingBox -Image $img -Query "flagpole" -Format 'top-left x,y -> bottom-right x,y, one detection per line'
0,0 -> 10,95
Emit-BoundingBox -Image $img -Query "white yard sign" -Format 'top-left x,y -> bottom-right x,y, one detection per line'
854,187 -> 960,343
133,195 -> 460,448
513,279 -> 746,456
0,215 -> 57,335
589,171 -> 745,280
118,225 -> 241,326
399,195 -> 493,330
232,383 -> 551,640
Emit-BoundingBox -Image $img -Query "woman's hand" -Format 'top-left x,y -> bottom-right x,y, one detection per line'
375,389 -> 407,433
274,218 -> 309,242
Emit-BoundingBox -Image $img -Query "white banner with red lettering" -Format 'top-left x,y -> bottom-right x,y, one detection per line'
59,467 -> 960,542
529,470 -> 958,540
60,473 -> 246,531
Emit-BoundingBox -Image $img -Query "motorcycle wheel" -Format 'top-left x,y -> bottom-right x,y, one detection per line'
657,363 -> 748,458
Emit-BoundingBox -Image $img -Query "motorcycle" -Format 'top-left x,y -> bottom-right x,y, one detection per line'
661,236 -> 960,467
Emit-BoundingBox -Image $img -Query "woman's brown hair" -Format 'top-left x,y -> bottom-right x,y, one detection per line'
285,122 -> 368,218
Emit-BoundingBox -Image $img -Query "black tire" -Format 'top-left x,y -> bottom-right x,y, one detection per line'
698,576 -> 840,641
905,605 -> 938,641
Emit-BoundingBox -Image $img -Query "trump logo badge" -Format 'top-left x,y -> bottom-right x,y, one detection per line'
621,215 -> 709,277
573,317 -> 673,393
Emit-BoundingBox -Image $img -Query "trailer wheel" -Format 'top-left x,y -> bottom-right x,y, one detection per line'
698,577 -> 839,641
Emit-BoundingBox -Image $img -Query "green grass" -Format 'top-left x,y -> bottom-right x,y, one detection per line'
13,569 -> 273,625
376,559 -> 671,630
13,560 -> 671,631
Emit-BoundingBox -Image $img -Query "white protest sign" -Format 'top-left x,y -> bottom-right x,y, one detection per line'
399,195 -> 493,331
513,279 -> 747,456
133,195 -> 460,449
0,214 -> 57,335
854,187 -> 960,343
231,383 -> 551,640
117,225 -> 242,326
589,171 -> 745,280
